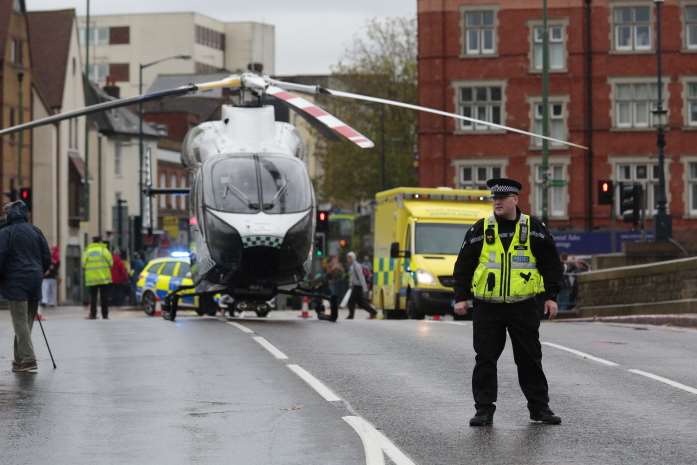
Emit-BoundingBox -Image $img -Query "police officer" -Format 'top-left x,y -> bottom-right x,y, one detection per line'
82,236 -> 113,319
453,178 -> 563,426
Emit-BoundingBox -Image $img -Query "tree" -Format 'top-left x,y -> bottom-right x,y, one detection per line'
317,17 -> 417,205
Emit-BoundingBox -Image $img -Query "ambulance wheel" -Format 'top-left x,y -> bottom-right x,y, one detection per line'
407,299 -> 424,320
142,291 -> 157,316
199,294 -> 219,316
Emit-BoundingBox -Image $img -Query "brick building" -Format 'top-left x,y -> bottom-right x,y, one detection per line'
418,0 -> 697,239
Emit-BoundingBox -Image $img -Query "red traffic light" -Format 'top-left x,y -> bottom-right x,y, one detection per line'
339,239 -> 348,247
601,182 -> 610,193
318,211 -> 327,222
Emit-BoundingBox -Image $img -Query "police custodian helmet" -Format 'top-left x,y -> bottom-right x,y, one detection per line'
486,178 -> 522,197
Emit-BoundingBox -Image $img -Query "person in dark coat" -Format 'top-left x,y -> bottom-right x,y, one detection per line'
0,200 -> 51,373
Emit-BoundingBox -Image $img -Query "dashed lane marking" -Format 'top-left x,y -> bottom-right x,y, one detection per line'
542,342 -> 619,367
253,336 -> 288,360
628,369 -> 697,396
226,321 -> 254,334
343,416 -> 417,465
423,320 -> 470,327
287,364 -> 341,402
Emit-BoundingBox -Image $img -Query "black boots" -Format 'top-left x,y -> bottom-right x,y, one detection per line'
530,407 -> 562,425
469,407 -> 495,426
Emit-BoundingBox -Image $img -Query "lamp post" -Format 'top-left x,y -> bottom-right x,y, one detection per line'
138,54 -> 190,249
653,0 -> 671,241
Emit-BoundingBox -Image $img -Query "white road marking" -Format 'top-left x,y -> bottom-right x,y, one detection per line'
343,416 -> 418,465
343,416 -> 385,465
253,336 -> 288,360
226,321 -> 254,334
424,320 -> 469,327
287,364 -> 341,402
628,369 -> 697,395
542,342 -> 619,367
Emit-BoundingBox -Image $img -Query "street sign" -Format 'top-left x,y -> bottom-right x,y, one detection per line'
549,179 -> 567,187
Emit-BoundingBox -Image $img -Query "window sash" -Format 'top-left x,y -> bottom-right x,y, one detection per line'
614,83 -> 661,128
458,164 -> 503,188
614,163 -> 660,215
533,164 -> 566,217
458,86 -> 503,131
614,6 -> 651,51
464,10 -> 496,55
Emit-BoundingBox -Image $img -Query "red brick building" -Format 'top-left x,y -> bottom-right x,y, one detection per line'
418,0 -> 697,237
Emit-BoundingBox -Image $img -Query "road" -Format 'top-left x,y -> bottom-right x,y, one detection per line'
1,307 -> 696,465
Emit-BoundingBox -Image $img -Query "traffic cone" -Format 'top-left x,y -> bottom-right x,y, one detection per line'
299,297 -> 310,318
153,300 -> 162,317
432,314 -> 441,321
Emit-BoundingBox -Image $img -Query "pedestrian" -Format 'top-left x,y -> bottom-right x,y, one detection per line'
130,251 -> 145,305
40,245 -> 60,309
346,251 -> 377,319
110,249 -> 129,306
82,236 -> 113,319
0,200 -> 51,373
453,178 -> 563,426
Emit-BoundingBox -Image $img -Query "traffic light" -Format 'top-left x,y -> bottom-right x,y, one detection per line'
19,187 -> 31,210
314,233 -> 326,257
316,210 -> 330,233
619,182 -> 642,225
598,180 -> 613,205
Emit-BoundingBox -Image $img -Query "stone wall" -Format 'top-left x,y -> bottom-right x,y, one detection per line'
576,257 -> 697,317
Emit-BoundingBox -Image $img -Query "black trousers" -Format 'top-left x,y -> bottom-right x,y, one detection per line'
89,284 -> 110,318
347,285 -> 377,318
472,298 -> 549,413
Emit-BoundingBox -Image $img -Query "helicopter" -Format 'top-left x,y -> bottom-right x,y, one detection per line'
0,72 -> 586,322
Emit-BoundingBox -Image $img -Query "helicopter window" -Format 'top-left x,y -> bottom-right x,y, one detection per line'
206,156 -> 260,214
258,156 -> 312,214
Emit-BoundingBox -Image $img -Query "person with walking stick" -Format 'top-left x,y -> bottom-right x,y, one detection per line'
0,200 -> 51,373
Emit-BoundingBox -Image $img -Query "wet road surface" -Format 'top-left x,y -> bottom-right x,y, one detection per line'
1,307 -> 696,465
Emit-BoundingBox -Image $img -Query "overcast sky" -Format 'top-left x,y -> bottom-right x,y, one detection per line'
26,0 -> 417,75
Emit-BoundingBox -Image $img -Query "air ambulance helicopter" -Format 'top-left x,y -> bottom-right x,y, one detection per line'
0,72 -> 585,321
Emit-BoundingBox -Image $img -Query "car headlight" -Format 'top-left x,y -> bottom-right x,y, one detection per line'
415,269 -> 436,285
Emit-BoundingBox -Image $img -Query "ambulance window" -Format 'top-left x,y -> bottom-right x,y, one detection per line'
160,261 -> 177,276
176,262 -> 190,277
415,223 -> 471,255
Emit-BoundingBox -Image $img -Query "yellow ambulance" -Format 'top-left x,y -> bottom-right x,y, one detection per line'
372,187 -> 491,319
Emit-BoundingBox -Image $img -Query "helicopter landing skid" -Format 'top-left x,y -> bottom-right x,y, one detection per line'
276,288 -> 339,322
161,283 -> 217,322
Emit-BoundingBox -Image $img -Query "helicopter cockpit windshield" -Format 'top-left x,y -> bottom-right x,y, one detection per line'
205,155 -> 312,214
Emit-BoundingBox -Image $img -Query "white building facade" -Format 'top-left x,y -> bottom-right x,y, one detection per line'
77,12 -> 275,98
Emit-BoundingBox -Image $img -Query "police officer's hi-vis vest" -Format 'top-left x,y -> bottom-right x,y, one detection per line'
471,213 -> 544,303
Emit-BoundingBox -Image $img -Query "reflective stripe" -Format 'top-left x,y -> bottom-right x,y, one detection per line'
484,262 -> 501,269
510,263 -> 537,269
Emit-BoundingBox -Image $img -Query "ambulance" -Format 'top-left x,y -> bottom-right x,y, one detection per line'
371,187 -> 491,319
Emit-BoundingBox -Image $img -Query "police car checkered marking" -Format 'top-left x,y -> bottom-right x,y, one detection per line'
242,235 -> 283,248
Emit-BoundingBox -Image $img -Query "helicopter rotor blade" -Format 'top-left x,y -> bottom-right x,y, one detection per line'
265,85 -> 374,149
268,78 -> 587,151
0,75 -> 243,137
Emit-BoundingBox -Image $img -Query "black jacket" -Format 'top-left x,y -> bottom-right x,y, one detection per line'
0,202 -> 51,301
453,209 -> 563,303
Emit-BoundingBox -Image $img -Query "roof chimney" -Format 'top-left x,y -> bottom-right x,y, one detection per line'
103,77 -> 120,99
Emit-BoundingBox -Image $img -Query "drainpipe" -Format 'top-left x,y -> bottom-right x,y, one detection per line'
585,0 -> 594,231
441,0 -> 448,186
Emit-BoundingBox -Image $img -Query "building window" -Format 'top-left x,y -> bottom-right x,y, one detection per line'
13,0 -> 21,12
613,82 -> 663,129
531,100 -> 566,148
613,6 -> 651,51
114,143 -> 122,176
687,82 -> 697,126
532,164 -> 567,218
532,24 -> 566,71
686,6 -> 697,49
615,161 -> 661,215
10,39 -> 22,65
80,27 -> 109,46
457,164 -> 503,189
178,177 -> 186,210
109,26 -> 130,45
159,174 -> 166,209
195,25 -> 224,50
463,9 -> 496,56
88,63 -> 109,83
456,84 -> 503,131
688,162 -> 697,215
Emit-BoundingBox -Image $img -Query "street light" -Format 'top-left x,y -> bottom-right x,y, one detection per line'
138,54 -> 191,250
653,0 -> 671,241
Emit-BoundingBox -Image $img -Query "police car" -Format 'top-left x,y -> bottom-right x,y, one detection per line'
136,254 -> 218,316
